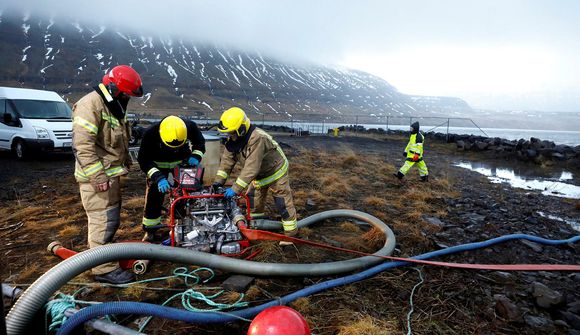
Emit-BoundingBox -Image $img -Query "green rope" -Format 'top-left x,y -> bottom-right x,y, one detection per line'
138,288 -> 249,332
44,267 -> 247,333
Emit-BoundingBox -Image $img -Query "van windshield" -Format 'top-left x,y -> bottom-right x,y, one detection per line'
10,99 -> 72,119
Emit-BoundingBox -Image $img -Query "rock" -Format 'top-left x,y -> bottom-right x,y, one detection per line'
456,140 -> 465,149
494,294 -> 522,321
305,198 -> 316,211
520,240 -> 543,253
474,141 -> 489,151
561,311 -> 580,330
222,275 -> 254,292
524,315 -> 554,328
423,216 -> 446,227
532,282 -> 564,308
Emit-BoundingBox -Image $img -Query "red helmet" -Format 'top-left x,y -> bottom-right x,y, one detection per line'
247,306 -> 311,335
102,65 -> 143,97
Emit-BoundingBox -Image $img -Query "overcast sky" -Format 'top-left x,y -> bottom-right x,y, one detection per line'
3,0 -> 580,111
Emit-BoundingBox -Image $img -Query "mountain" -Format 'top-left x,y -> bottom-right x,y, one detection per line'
0,10 -> 472,123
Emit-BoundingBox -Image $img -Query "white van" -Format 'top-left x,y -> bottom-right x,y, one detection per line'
0,87 -> 73,159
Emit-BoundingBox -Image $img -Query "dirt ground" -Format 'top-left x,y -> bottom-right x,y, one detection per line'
1,132 -> 579,335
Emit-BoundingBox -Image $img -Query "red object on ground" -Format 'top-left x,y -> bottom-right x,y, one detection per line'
47,241 -> 145,273
239,227 -> 580,272
247,306 -> 311,335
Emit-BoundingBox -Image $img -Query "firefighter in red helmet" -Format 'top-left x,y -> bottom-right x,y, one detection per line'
72,65 -> 143,284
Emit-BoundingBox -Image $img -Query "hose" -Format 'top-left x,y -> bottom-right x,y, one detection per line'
6,210 -> 396,335
56,234 -> 580,335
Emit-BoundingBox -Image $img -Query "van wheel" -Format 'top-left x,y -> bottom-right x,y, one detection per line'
13,139 -> 29,160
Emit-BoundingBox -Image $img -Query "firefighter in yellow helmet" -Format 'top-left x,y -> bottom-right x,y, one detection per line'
395,121 -> 429,181
138,115 -> 205,241
213,107 -> 298,244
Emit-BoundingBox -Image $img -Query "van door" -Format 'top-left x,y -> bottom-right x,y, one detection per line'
0,99 -> 21,150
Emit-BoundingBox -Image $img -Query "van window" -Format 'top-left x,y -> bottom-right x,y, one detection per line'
0,99 -> 5,114
9,99 -> 72,119
1,101 -> 20,126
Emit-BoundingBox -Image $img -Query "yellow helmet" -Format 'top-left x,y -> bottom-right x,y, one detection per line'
159,116 -> 187,148
218,107 -> 251,136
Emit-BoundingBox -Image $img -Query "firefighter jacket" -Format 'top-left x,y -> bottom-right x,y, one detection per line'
405,132 -> 425,161
215,126 -> 288,194
72,84 -> 131,185
138,120 -> 206,183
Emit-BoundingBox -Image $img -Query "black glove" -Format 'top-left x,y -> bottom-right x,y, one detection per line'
403,152 -> 407,157
211,182 -> 224,193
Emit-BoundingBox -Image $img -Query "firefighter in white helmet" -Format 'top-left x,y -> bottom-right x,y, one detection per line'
213,107 -> 298,244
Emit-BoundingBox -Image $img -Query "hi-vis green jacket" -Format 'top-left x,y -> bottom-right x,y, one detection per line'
405,132 -> 425,160
72,84 -> 131,185
215,126 -> 288,194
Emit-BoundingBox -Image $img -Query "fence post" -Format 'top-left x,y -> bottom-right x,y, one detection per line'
355,115 -> 359,133
446,118 -> 450,142
386,116 -> 389,131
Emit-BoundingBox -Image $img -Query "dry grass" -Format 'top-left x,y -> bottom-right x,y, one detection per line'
124,196 -> 144,210
59,225 -> 82,238
362,227 -> 387,250
363,196 -> 389,208
290,297 -> 311,314
244,285 -> 262,300
337,315 -> 397,335
339,221 -> 361,233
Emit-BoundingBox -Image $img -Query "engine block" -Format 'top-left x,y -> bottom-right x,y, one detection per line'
173,189 -> 246,254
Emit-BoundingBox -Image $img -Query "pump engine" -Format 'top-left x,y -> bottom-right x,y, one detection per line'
171,166 -> 248,255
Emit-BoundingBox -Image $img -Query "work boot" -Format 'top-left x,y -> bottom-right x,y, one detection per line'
142,227 -> 165,242
279,228 -> 297,247
420,175 -> 429,182
393,171 -> 404,180
94,268 -> 135,284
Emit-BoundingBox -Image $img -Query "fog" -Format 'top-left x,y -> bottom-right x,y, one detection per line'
3,0 -> 580,112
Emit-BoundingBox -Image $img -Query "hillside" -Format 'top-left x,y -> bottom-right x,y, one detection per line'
0,10 -> 472,122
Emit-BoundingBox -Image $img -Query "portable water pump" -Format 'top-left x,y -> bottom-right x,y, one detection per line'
168,165 -> 250,255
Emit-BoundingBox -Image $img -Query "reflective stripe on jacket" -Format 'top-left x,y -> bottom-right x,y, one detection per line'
216,128 -> 288,194
72,87 -> 130,184
137,120 -> 205,183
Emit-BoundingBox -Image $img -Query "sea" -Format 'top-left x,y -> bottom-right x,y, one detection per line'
153,118 -> 580,146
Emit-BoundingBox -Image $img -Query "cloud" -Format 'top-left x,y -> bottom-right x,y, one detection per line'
3,0 -> 580,110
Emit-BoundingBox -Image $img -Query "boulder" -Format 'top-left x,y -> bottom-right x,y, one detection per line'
532,282 -> 564,308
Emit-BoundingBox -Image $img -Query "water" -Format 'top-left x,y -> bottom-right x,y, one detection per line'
454,161 -> 580,199
147,117 -> 580,146
537,211 -> 580,232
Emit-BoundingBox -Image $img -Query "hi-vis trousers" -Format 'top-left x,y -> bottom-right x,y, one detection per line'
399,159 -> 429,177
79,177 -> 121,275
246,173 -> 298,236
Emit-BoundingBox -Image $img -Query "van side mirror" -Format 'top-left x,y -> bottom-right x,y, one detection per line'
3,113 -> 12,124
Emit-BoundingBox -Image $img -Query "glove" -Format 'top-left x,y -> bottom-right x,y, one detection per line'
157,178 -> 171,193
211,181 -> 224,192
412,153 -> 419,162
403,152 -> 407,157
224,187 -> 237,199
187,157 -> 200,167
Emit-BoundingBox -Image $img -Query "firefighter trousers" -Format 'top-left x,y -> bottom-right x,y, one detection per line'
246,173 -> 298,236
79,177 -> 121,275
142,178 -> 166,230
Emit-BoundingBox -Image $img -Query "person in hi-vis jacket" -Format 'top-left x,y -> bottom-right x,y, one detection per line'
395,121 -> 429,182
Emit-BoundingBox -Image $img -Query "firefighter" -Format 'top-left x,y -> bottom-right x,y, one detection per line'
137,115 -> 206,242
213,107 -> 298,245
72,65 -> 143,284
395,121 -> 429,181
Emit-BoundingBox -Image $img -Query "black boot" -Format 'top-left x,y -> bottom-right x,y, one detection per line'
421,175 -> 429,182
393,171 -> 404,180
94,268 -> 135,284
142,227 -> 159,242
